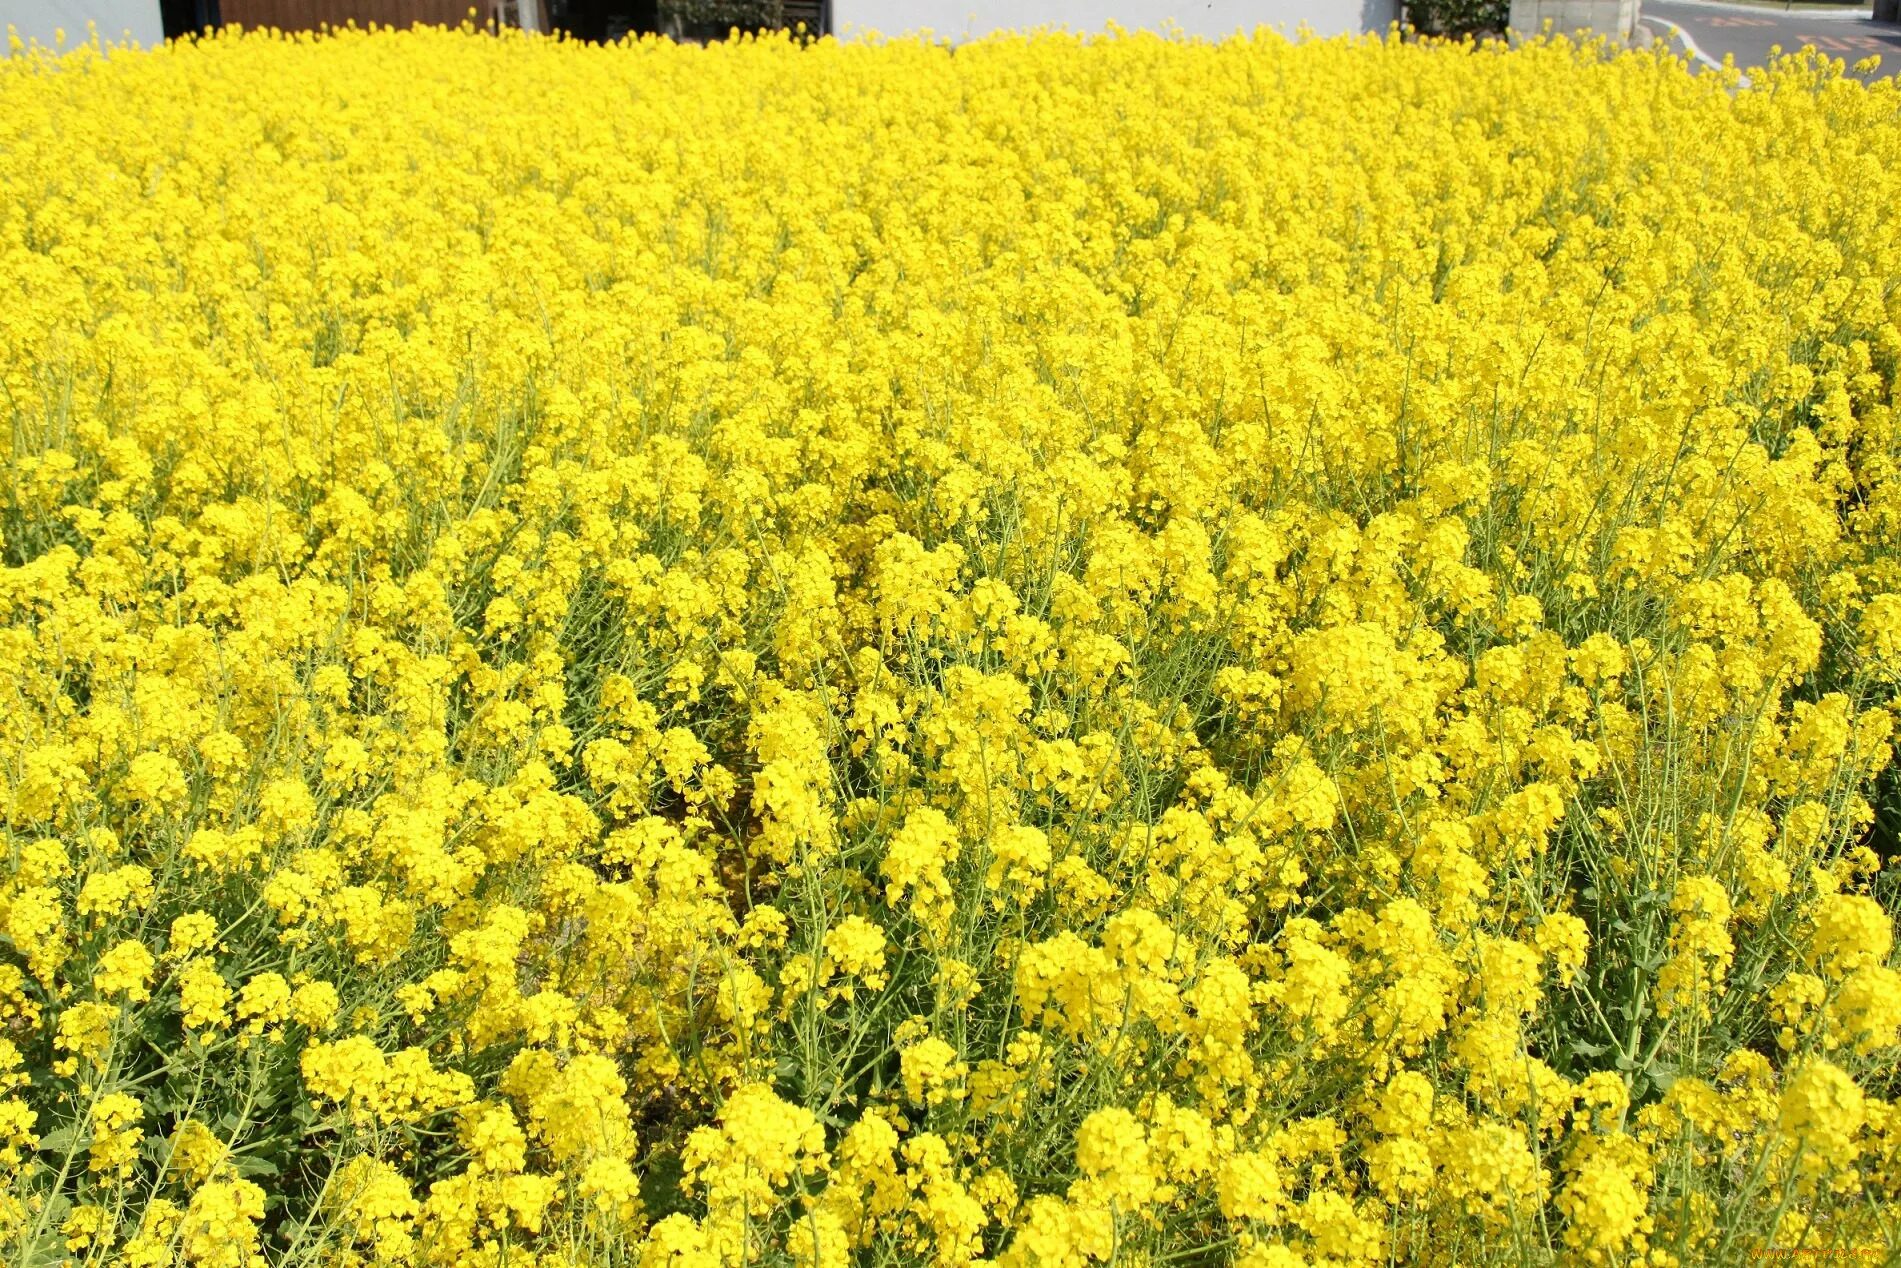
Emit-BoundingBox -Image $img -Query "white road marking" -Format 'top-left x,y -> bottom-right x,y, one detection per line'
1649,15 -> 1754,84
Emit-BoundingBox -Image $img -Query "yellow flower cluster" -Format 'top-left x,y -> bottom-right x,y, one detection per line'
2,18 -> 1900,1268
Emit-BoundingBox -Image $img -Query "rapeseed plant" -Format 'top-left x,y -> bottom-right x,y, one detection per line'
1,19 -> 1899,1268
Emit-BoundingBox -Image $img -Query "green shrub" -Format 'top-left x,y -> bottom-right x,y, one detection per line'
1405,0 -> 1510,38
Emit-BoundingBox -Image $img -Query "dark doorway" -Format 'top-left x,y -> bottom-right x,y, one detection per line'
159,0 -> 220,38
546,0 -> 657,40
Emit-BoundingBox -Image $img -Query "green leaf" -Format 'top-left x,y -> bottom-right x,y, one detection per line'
235,1154 -> 281,1179
36,1125 -> 80,1155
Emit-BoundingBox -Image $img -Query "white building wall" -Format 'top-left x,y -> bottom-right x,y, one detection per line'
832,0 -> 1400,42
6,0 -> 165,49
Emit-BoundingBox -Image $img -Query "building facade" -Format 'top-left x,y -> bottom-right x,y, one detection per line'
832,0 -> 1399,40
7,0 -> 1397,50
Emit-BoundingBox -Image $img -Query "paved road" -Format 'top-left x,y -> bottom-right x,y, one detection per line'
1643,0 -> 1901,79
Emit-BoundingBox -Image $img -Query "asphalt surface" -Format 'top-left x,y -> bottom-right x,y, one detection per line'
1642,0 -> 1901,79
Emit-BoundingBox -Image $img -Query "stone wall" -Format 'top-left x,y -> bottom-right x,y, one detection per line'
1508,0 -> 1637,43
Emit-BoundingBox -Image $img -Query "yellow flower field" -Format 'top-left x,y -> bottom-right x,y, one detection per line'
2,21 -> 1900,1267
